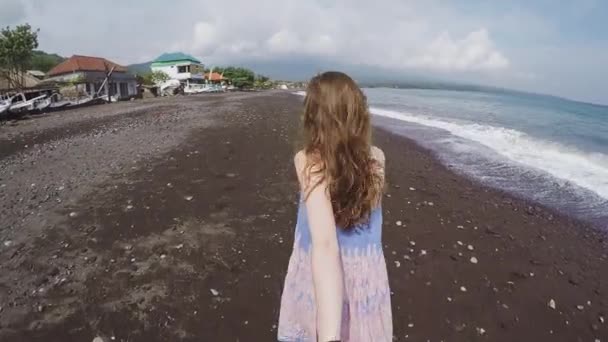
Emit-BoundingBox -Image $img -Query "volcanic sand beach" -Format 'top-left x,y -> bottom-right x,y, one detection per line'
0,91 -> 606,341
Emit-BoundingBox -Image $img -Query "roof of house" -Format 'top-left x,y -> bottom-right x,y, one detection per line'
47,55 -> 128,76
153,52 -> 201,64
205,72 -> 224,81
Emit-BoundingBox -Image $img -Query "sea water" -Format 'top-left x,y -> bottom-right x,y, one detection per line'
362,88 -> 608,228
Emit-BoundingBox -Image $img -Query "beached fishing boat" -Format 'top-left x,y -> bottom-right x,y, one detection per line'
48,93 -> 71,109
33,96 -> 52,111
68,96 -> 100,107
184,83 -> 205,94
0,94 -> 14,117
9,93 -> 47,114
159,79 -> 181,96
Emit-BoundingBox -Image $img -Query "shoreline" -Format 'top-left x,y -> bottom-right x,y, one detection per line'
374,121 -> 606,235
0,92 -> 606,341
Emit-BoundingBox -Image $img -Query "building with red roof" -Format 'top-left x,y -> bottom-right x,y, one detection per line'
46,55 -> 137,100
205,72 -> 224,83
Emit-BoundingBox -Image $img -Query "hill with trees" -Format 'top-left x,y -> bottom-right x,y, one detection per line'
30,50 -> 65,72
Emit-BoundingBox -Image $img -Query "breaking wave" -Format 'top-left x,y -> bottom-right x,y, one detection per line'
370,107 -> 608,201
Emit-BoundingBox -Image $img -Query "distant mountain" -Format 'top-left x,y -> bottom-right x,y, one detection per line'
127,61 -> 153,75
236,58 -> 552,99
239,57 -> 439,84
30,50 -> 65,72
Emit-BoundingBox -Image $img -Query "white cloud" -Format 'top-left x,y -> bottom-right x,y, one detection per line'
403,29 -> 509,71
178,3 -> 508,73
0,0 -> 26,25
190,22 -> 220,55
3,0 -> 509,73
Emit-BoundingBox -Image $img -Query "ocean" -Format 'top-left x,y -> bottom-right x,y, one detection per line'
295,88 -> 608,227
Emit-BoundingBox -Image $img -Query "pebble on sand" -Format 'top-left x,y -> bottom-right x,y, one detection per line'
184,195 -> 194,201
470,256 -> 478,264
396,220 -> 402,226
3,240 -> 12,247
476,327 -> 486,335
69,212 -> 78,218
394,261 -> 401,268
577,305 -> 584,311
210,288 -> 219,296
548,299 -> 556,309
457,241 -> 463,246
92,337 -> 105,342
460,286 -> 467,292
420,249 -> 427,256
467,244 -> 474,251
409,187 -> 416,191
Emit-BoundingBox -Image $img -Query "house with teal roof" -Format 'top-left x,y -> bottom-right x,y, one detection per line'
150,52 -> 205,83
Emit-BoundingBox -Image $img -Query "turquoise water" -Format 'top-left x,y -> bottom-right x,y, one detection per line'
362,88 -> 608,227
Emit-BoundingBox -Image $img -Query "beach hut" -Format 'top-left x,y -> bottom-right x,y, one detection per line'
204,72 -> 224,84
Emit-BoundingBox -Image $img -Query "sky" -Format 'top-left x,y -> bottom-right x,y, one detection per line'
1,0 -> 607,105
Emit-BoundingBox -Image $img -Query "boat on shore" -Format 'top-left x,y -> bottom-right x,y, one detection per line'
0,94 -> 15,118
48,93 -> 71,109
9,93 -> 48,114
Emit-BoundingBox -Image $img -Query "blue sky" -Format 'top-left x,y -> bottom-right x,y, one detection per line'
1,0 -> 607,104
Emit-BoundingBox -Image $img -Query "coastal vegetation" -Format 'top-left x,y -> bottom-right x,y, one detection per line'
0,24 -> 40,89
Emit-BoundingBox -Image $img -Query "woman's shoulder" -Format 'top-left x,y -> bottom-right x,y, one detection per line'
294,150 -> 308,174
294,150 -> 318,186
371,145 -> 385,165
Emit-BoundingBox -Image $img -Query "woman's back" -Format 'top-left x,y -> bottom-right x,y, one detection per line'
294,145 -> 386,251
278,147 -> 392,342
277,71 -> 392,341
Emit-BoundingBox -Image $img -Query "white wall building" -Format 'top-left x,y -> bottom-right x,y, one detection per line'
150,52 -> 205,83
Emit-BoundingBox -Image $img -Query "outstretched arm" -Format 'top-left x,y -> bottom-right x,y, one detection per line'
295,152 -> 343,341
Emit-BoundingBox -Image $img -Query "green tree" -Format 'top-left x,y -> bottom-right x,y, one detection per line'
140,70 -> 170,86
256,74 -> 269,83
0,24 -> 39,89
222,67 -> 255,89
254,74 -> 272,89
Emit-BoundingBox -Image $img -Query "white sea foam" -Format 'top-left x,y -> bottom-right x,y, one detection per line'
293,91 -> 306,97
370,107 -> 608,200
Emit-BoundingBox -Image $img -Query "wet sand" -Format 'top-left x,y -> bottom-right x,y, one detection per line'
0,92 -> 606,341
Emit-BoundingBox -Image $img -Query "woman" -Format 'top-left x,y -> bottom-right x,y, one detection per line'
278,71 -> 392,341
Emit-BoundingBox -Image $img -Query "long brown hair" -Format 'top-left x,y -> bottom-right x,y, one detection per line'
301,71 -> 383,230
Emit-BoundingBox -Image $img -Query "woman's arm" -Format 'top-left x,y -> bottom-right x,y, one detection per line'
294,152 -> 343,341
